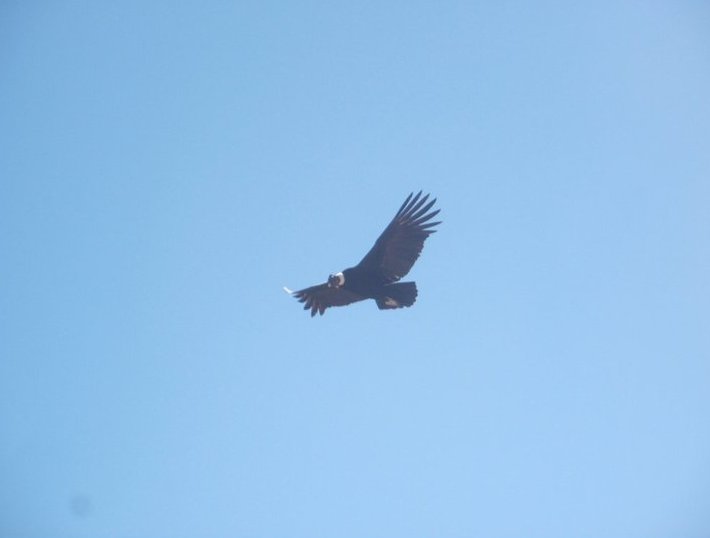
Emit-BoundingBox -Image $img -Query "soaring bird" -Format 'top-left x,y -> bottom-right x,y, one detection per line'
285,191 -> 441,316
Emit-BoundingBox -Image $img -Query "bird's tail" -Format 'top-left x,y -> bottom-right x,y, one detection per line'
376,282 -> 418,310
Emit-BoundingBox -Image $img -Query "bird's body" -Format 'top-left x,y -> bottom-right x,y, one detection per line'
338,267 -> 384,297
286,191 -> 441,316
337,267 -> 417,307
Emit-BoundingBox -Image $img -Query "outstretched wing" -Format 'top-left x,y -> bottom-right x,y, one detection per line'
357,191 -> 441,282
289,283 -> 366,317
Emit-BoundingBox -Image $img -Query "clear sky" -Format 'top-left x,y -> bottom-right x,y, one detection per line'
2,2 -> 710,537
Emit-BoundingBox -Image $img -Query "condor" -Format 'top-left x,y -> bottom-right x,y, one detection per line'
285,191 -> 441,316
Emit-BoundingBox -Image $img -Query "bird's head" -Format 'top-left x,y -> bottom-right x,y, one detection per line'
327,272 -> 345,288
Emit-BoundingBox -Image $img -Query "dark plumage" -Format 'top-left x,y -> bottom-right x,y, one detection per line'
286,191 -> 441,316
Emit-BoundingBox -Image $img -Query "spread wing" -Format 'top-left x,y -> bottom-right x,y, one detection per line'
290,283 -> 366,317
357,191 -> 441,282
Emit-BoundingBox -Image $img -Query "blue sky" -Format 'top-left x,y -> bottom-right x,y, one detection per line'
2,2 -> 710,536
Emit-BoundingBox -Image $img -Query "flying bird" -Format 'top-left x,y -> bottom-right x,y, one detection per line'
285,191 -> 441,316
